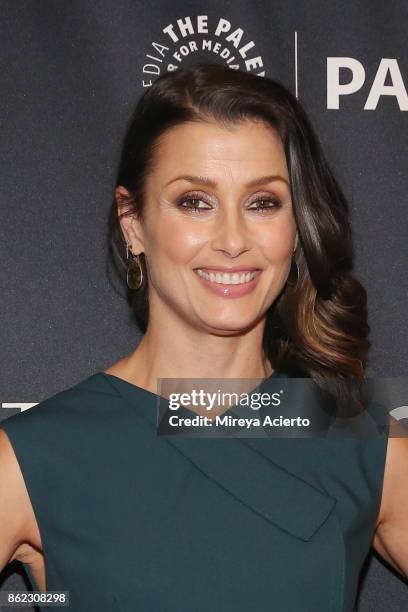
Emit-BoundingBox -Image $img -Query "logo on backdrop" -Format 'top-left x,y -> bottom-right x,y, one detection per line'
141,16 -> 407,111
141,15 -> 265,86
327,58 -> 408,110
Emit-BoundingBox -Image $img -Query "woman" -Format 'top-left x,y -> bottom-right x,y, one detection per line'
0,62 -> 407,611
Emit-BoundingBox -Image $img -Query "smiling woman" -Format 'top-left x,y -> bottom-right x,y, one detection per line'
0,62 -> 407,612
108,62 -> 365,391
116,118 -> 297,309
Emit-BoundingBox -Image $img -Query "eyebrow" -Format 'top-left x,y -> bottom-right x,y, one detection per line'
164,174 -> 289,188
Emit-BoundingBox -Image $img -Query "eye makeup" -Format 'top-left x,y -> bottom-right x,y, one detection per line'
174,191 -> 283,215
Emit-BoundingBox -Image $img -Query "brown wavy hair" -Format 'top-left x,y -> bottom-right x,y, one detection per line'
107,62 -> 371,410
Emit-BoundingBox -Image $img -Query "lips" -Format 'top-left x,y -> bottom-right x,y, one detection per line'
195,266 -> 261,273
194,268 -> 262,298
196,269 -> 259,285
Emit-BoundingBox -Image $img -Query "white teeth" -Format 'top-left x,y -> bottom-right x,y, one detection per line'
196,269 -> 258,285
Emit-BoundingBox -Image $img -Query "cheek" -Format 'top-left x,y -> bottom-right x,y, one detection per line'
258,221 -> 296,262
151,216 -> 206,265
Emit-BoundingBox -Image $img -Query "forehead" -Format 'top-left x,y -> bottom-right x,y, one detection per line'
149,119 -> 288,182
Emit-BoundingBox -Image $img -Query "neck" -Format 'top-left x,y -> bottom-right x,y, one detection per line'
115,313 -> 273,396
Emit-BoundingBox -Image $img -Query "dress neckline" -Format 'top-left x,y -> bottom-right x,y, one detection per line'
99,369 -> 286,434
99,369 -> 283,405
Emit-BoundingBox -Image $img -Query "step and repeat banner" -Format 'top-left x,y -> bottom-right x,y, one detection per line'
1,1 -> 407,610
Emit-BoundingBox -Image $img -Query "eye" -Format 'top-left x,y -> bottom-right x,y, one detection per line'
247,198 -> 282,213
176,193 -> 212,214
175,193 -> 283,215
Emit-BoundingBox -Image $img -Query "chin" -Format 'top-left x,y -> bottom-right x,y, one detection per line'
199,313 -> 263,335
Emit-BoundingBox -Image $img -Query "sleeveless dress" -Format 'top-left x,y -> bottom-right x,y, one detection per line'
0,370 -> 390,612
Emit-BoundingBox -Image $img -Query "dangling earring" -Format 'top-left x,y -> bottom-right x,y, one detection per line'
125,240 -> 144,290
286,255 -> 299,287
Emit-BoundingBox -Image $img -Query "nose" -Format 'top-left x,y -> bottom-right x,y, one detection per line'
210,206 -> 251,258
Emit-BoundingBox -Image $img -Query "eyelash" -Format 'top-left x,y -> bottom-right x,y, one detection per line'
176,193 -> 282,215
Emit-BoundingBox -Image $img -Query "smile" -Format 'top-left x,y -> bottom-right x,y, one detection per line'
194,268 -> 262,298
196,269 -> 259,285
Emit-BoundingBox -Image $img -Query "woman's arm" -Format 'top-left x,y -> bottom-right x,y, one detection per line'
0,429 -> 35,572
372,416 -> 408,579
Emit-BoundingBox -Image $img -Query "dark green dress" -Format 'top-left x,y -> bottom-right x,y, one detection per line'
0,370 -> 390,611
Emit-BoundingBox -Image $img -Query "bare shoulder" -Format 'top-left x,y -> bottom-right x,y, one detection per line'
376,416 -> 408,525
0,428 -> 43,558
372,416 -> 408,577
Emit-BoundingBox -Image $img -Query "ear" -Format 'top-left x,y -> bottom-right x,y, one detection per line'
115,185 -> 146,254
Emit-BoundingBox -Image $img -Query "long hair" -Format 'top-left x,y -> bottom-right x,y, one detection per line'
107,62 -> 370,413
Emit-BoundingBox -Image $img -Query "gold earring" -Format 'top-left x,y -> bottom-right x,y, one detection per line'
125,241 -> 144,290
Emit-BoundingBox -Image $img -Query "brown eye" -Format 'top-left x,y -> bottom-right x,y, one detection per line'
176,194 -> 212,214
248,198 -> 282,213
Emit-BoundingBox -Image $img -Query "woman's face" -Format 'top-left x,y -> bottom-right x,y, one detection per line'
119,119 -> 298,334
